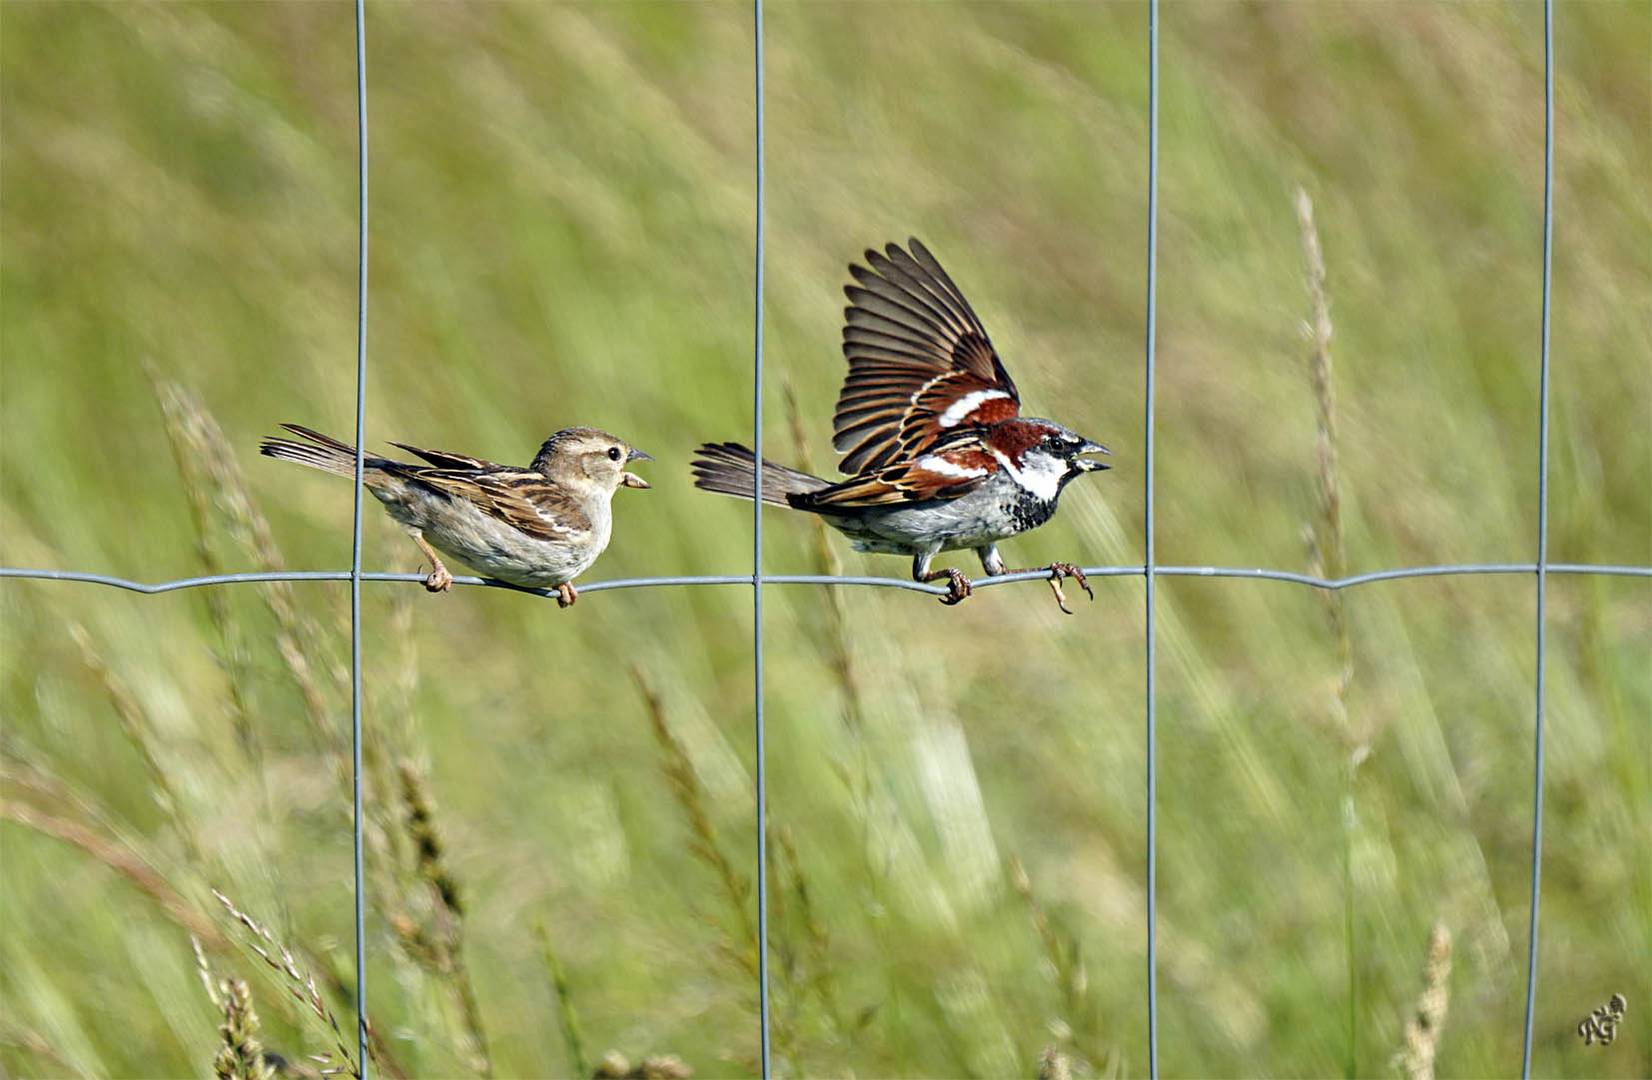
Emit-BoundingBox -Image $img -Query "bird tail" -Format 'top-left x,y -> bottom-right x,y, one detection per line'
259,423 -> 381,479
691,442 -> 829,508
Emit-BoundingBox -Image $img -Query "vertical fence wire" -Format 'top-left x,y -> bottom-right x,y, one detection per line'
1520,0 -> 1554,1072
1143,0 -> 1161,1074
751,1 -> 773,1075
348,0 -> 370,1073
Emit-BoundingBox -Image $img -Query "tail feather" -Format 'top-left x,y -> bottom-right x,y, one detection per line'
691,442 -> 829,508
259,424 -> 379,479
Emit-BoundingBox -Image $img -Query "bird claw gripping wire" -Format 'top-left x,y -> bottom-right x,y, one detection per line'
1044,562 -> 1093,615
924,567 -> 973,605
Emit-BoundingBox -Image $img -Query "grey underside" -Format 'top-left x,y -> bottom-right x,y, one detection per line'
372,477 -> 609,588
818,472 -> 1055,559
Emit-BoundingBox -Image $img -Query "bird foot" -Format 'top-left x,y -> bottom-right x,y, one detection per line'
1043,562 -> 1093,615
423,561 -> 453,593
921,567 -> 973,606
1003,562 -> 1092,614
555,582 -> 578,609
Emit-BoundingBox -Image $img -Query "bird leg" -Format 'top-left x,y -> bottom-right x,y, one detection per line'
411,533 -> 453,593
913,553 -> 972,606
1001,562 -> 1094,615
555,582 -> 578,609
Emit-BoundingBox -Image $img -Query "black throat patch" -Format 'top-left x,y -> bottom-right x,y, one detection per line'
1005,486 -> 1059,534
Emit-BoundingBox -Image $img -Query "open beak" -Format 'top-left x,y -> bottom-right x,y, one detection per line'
1074,439 -> 1112,472
621,447 -> 652,488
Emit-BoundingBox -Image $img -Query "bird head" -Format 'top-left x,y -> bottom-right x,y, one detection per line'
532,427 -> 653,493
998,419 -> 1111,500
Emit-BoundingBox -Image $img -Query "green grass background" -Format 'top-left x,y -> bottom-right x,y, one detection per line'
2,2 -> 1648,1076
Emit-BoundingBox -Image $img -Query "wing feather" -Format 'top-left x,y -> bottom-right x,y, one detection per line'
387,441 -> 501,471
842,307 -> 944,352
793,432 -> 1000,509
844,287 -> 950,342
388,466 -> 591,542
833,238 -> 1020,475
850,260 -> 964,336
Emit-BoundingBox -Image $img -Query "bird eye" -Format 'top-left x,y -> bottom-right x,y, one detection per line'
608,447 -> 623,461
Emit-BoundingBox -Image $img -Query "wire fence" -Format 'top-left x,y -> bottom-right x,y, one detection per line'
4,0 -> 1647,1077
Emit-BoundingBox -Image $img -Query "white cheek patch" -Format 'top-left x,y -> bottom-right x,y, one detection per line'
988,448 -> 1063,501
938,389 -> 1012,428
916,455 -> 989,480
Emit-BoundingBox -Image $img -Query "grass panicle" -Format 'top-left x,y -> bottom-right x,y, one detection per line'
631,666 -> 757,975
148,369 -> 345,747
0,1023 -> 76,1075
394,758 -> 492,1076
1296,185 -> 1363,1079
1294,186 -> 1357,752
772,824 -> 841,1031
400,759 -> 464,918
212,889 -> 361,1079
632,666 -> 776,1069
1394,922 -> 1452,1080
594,1050 -> 694,1079
1011,856 -> 1108,1073
143,359 -> 262,765
534,919 -> 590,1078
1294,189 -> 1346,600
0,783 -> 223,946
1038,1046 -> 1073,1080
67,622 -> 205,865
212,977 -> 276,1080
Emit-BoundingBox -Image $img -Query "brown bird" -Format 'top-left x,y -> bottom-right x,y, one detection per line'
260,424 -> 650,606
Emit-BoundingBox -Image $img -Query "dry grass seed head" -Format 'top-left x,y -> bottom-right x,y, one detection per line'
392,760 -> 491,1076
67,623 -> 207,863
148,369 -> 347,741
594,1051 -> 694,1079
1395,922 -> 1452,1080
631,666 -> 757,973
1038,1046 -> 1073,1080
212,889 -> 360,1078
535,919 -> 591,1078
214,977 -> 276,1080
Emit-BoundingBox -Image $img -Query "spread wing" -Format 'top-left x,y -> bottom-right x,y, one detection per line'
791,431 -> 1001,509
386,465 -> 591,542
835,238 -> 1021,475
387,441 -> 501,471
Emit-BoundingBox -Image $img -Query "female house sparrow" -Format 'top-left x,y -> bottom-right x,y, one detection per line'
693,238 -> 1109,612
260,424 -> 651,606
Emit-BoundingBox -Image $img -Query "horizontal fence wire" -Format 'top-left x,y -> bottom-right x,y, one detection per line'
4,564 -> 1646,596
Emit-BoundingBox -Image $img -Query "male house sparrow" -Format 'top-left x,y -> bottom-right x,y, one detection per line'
692,238 -> 1109,612
260,424 -> 650,606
